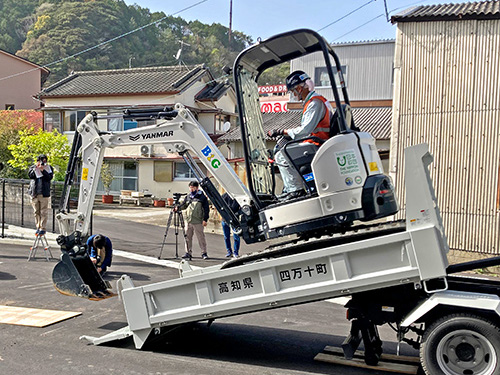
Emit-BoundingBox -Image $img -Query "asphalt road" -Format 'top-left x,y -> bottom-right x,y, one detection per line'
0,216 -> 421,375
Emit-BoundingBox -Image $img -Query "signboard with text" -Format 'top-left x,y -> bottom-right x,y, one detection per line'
260,100 -> 289,113
258,84 -> 287,95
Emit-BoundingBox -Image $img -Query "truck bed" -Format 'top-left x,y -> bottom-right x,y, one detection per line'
82,144 -> 451,350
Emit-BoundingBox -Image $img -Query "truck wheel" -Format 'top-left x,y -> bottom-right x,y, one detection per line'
420,313 -> 500,375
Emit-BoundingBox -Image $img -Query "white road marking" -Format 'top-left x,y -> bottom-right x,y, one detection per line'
113,249 -> 202,270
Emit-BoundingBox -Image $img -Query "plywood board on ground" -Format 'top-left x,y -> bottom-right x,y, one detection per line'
0,305 -> 81,327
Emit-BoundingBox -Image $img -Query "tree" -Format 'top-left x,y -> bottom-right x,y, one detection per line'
10,0 -> 253,85
0,110 -> 42,178
7,128 -> 70,180
100,162 -> 114,195
257,63 -> 291,86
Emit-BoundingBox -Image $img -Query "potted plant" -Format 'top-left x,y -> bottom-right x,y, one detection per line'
100,163 -> 115,203
154,198 -> 166,207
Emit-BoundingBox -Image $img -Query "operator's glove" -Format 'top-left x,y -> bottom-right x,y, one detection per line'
267,129 -> 285,138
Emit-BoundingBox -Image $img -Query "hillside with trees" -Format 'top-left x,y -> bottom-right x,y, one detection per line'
0,0 -> 277,86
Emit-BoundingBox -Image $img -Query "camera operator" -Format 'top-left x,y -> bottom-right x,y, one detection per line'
175,181 -> 210,260
28,154 -> 53,236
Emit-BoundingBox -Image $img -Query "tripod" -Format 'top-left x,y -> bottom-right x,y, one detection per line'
158,206 -> 187,259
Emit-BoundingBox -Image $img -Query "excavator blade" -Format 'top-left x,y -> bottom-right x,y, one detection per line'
52,252 -> 115,301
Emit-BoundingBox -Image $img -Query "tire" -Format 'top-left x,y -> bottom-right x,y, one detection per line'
420,313 -> 500,375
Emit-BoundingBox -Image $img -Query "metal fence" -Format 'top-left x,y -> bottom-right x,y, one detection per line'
0,178 -> 79,238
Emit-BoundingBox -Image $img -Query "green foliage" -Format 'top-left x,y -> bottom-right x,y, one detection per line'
100,162 -> 114,194
0,0 -> 254,85
0,0 -> 39,53
0,110 -> 42,178
258,63 -> 291,86
7,128 -> 70,180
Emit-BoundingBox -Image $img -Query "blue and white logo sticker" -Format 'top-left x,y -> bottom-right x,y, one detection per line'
303,172 -> 314,182
345,177 -> 353,186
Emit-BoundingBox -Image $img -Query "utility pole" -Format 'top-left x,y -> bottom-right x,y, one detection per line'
228,0 -> 232,46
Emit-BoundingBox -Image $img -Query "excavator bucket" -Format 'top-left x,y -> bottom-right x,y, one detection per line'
52,252 -> 115,301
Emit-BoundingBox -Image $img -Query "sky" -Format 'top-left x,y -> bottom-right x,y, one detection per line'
123,0 -> 468,43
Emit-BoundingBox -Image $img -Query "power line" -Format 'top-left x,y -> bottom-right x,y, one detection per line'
333,14 -> 385,42
0,0 -> 209,83
317,0 -> 376,32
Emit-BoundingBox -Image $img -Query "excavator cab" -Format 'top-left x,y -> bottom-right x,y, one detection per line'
233,29 -> 398,239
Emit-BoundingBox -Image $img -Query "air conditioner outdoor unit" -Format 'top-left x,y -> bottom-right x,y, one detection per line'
140,145 -> 153,157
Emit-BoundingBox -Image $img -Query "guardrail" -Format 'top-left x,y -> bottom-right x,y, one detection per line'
0,179 -> 80,238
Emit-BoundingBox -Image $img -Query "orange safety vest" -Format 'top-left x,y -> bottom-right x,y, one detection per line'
302,95 -> 331,145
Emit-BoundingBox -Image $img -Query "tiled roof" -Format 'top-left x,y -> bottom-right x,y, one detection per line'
392,1 -> 500,23
195,81 -> 231,101
39,64 -> 208,97
218,107 -> 392,142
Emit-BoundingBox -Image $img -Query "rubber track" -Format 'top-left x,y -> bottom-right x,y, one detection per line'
221,220 -> 406,269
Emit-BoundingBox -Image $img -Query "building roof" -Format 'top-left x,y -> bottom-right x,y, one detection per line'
218,107 -> 392,143
39,64 -> 209,98
392,1 -> 500,23
195,80 -> 232,101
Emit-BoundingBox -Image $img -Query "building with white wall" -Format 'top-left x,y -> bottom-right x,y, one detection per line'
38,64 -> 237,199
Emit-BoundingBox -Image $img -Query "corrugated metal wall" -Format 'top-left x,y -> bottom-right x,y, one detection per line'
391,19 -> 500,254
291,41 -> 395,101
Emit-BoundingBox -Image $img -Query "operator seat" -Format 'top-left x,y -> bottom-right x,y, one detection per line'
282,104 -> 356,195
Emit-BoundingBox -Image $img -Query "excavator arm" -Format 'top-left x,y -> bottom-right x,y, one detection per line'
53,104 -> 258,299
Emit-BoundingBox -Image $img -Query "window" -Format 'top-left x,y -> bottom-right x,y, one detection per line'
138,119 -> 156,127
108,117 -> 123,131
314,65 -> 347,88
107,110 -> 139,131
44,111 -> 62,132
63,110 -> 87,132
5,104 -> 14,110
154,161 -> 173,182
174,162 -> 206,180
96,160 -> 137,193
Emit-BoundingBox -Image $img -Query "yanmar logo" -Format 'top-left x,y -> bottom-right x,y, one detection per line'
129,135 -> 140,141
128,131 -> 174,142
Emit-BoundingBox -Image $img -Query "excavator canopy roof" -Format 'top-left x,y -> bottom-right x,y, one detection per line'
234,29 -> 334,76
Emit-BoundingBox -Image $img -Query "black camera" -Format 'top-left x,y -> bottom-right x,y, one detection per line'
173,192 -> 187,204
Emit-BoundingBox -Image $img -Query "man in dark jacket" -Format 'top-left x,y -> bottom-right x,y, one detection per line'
176,181 -> 210,260
86,234 -> 113,274
28,154 -> 53,235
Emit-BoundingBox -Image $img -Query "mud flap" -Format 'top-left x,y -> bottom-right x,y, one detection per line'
52,252 -> 115,300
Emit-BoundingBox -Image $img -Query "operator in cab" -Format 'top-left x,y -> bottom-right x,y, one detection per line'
268,70 -> 334,201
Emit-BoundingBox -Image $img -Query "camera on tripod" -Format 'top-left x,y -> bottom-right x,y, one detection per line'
159,193 -> 187,259
172,192 -> 187,205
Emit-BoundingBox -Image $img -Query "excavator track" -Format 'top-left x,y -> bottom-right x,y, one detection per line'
221,220 -> 406,270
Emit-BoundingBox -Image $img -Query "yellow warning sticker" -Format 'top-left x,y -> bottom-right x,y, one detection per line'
369,162 -> 379,172
82,168 -> 88,181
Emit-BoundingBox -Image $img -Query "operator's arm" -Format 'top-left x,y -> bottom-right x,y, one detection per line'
287,99 -> 325,140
